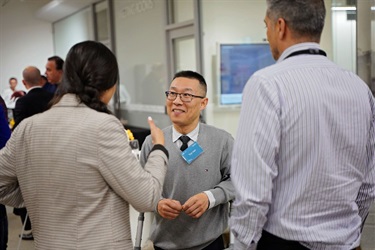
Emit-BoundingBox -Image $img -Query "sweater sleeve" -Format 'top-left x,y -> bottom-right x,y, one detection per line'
207,132 -> 235,206
140,135 -> 154,168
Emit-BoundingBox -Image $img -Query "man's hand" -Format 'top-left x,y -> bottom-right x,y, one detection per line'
182,193 -> 209,219
11,91 -> 25,99
157,199 -> 182,220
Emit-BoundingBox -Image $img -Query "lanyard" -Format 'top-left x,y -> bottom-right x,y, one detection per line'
285,49 -> 327,60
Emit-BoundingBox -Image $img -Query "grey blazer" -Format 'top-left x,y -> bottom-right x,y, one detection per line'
0,94 -> 168,250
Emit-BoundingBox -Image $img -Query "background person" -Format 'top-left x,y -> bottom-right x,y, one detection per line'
0,95 -> 8,121
2,77 -> 18,109
12,66 -> 55,241
13,66 -> 54,129
140,70 -> 234,250
230,1 -> 375,249
44,55 -> 64,93
0,105 -> 11,250
0,40 -> 169,250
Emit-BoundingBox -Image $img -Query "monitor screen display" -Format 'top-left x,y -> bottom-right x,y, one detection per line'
218,43 -> 275,105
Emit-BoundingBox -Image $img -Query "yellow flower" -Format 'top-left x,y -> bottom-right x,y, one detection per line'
9,118 -> 15,129
126,129 -> 134,141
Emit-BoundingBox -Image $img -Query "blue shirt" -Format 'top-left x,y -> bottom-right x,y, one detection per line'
42,82 -> 57,94
230,42 -> 375,250
0,108 -> 11,149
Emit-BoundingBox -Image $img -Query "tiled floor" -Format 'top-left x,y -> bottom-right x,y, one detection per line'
4,206 -> 375,250
6,206 -> 34,250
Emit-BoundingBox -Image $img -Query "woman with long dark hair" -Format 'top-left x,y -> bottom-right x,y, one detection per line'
0,41 -> 168,250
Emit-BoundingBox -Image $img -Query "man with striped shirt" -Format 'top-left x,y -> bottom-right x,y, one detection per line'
230,0 -> 375,249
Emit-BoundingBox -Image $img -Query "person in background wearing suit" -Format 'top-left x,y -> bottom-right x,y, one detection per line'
140,70 -> 234,250
230,1 -> 375,249
0,40 -> 169,250
14,66 -> 54,129
44,55 -> 64,93
0,104 -> 11,250
12,66 -> 55,241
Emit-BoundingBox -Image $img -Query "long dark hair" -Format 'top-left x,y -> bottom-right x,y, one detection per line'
51,41 -> 119,114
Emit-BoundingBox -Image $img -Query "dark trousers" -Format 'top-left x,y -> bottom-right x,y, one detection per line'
13,207 -> 31,231
257,230 -> 357,250
154,235 -> 224,250
0,205 -> 8,250
257,230 -> 309,250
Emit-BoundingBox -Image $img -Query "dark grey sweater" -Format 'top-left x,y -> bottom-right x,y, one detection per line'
140,123 -> 235,250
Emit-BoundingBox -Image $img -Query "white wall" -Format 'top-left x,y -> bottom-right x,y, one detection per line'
53,6 -> 95,60
0,0 -> 53,93
332,11 -> 356,72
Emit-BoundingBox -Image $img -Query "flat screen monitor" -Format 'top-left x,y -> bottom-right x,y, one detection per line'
218,43 -> 275,106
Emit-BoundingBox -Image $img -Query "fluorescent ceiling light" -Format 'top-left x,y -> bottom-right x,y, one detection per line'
332,6 -> 375,11
331,7 -> 356,11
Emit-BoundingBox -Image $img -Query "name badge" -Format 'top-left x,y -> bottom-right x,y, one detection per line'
181,142 -> 203,164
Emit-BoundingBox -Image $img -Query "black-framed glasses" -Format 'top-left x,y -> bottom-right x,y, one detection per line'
165,91 -> 205,103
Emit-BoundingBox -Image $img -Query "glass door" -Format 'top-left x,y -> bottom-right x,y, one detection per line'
166,0 -> 202,80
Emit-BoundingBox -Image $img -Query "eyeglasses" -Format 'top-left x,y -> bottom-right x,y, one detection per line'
165,91 -> 205,103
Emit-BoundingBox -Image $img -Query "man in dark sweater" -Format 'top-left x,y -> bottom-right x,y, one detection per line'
140,70 -> 235,250
13,66 -> 54,240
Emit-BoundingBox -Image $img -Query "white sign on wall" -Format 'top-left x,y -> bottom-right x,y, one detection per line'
121,0 -> 154,18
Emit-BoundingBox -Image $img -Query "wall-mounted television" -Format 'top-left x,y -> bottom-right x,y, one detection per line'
218,43 -> 275,106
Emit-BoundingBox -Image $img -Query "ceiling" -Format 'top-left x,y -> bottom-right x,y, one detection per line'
6,0 -> 370,23
34,0 -> 98,22
2,0 -> 97,22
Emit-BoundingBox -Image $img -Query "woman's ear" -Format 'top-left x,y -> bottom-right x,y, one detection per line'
100,85 -> 117,104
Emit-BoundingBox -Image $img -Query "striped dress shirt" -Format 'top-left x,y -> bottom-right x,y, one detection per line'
230,43 -> 375,250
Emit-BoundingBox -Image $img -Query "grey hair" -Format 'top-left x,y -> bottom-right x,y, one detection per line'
266,0 -> 325,41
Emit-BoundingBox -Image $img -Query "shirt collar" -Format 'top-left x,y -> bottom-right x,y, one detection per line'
277,42 -> 321,63
26,86 -> 42,93
172,123 -> 200,143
